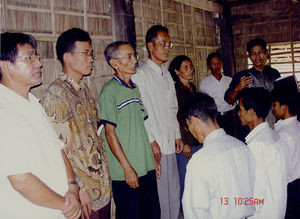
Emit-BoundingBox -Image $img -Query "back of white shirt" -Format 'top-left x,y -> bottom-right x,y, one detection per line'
183,129 -> 255,219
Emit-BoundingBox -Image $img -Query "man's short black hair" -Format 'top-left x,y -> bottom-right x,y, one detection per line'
271,89 -> 299,115
0,32 -> 37,80
206,52 -> 222,66
247,38 -> 267,54
183,92 -> 219,123
56,28 -> 91,65
145,25 -> 169,52
239,87 -> 271,119
169,55 -> 192,82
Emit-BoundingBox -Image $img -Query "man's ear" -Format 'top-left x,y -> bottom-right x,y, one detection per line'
63,52 -> 71,64
109,59 -> 118,70
0,60 -> 11,74
147,42 -> 154,53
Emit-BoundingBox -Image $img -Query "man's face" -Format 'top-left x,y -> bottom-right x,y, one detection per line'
68,41 -> 94,77
208,56 -> 223,75
272,101 -> 284,119
249,45 -> 267,69
4,43 -> 42,88
238,99 -> 253,127
148,31 -> 171,65
113,44 -> 137,75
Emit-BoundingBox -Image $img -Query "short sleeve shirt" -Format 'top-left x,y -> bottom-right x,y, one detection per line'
99,75 -> 155,180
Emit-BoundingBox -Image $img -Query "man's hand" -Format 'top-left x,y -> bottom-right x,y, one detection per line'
182,144 -> 192,158
235,76 -> 253,91
124,166 -> 139,188
151,141 -> 161,162
175,138 -> 184,153
153,157 -> 162,179
63,186 -> 81,219
79,189 -> 92,219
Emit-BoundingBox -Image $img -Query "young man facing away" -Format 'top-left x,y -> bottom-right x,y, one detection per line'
270,76 -> 300,219
238,87 -> 287,219
99,41 -> 161,219
132,25 -> 184,219
0,32 -> 81,219
182,92 -> 255,219
42,28 -> 111,219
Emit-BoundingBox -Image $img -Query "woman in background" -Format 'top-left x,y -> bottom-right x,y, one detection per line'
169,55 -> 202,213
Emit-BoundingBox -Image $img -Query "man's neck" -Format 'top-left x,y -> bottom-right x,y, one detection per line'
249,117 -> 264,130
212,72 -> 222,81
1,80 -> 30,100
62,67 -> 83,83
149,56 -> 164,67
116,72 -> 133,88
253,65 -> 265,72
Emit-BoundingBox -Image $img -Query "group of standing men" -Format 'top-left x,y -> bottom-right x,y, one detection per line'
0,25 -> 184,219
0,23 -> 299,219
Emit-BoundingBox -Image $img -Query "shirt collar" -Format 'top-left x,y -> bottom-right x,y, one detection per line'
146,59 -> 167,75
245,122 -> 269,143
203,128 -> 226,146
113,74 -> 136,89
59,72 -> 85,92
274,116 -> 298,131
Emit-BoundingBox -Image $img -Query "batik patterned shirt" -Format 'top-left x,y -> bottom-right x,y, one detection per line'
42,73 -> 111,211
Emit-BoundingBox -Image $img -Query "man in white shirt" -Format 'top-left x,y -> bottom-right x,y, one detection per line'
200,52 -> 234,114
132,25 -> 184,219
182,92 -> 255,219
271,76 -> 300,218
238,87 -> 287,219
0,32 -> 81,219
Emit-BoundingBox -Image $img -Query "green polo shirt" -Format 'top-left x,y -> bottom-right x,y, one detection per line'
99,75 -> 155,180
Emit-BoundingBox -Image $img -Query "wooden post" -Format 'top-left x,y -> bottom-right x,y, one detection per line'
112,0 -> 136,48
218,3 -> 235,76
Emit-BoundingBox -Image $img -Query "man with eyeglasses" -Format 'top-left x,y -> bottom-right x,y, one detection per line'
132,25 -> 184,219
99,41 -> 161,219
0,32 -> 81,218
42,28 -> 111,219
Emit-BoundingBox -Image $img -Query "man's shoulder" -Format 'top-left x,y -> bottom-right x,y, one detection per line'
100,78 -> 118,94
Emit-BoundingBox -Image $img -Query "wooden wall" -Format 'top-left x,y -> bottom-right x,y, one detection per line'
231,0 -> 300,73
0,0 -> 221,99
134,0 -> 221,90
0,0 -> 114,100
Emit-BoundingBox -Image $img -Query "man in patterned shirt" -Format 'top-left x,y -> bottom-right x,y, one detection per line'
42,28 -> 111,219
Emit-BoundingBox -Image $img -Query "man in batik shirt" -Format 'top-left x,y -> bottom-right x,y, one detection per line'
42,28 -> 111,219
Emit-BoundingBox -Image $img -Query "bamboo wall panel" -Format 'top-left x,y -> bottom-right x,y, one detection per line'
133,0 -> 220,90
231,0 -> 300,73
0,0 -> 113,102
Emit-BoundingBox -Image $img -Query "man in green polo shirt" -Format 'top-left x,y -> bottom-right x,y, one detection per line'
99,41 -> 161,219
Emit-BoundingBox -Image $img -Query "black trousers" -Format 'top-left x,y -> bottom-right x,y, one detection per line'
112,170 -> 160,219
285,178 -> 300,219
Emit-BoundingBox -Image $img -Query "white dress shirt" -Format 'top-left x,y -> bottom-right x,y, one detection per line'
132,59 -> 181,154
199,74 -> 234,114
0,84 -> 68,219
246,122 -> 287,219
275,116 -> 300,182
183,129 -> 255,219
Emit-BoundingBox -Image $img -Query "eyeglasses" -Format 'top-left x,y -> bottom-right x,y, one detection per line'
114,52 -> 139,61
155,41 -> 173,48
16,54 -> 41,64
71,50 -> 95,59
